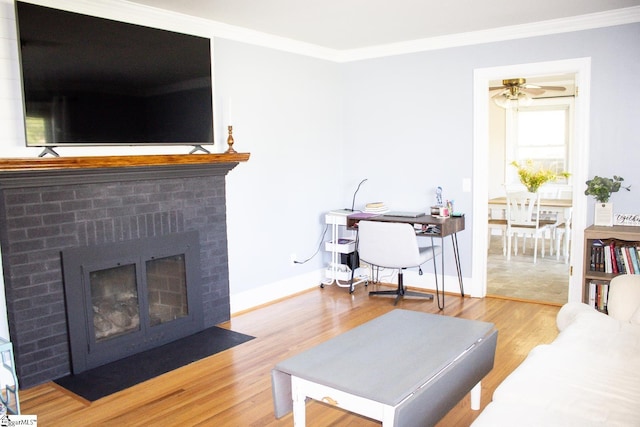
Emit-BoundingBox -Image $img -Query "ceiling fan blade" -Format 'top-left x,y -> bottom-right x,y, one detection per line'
521,88 -> 545,96
538,85 -> 566,91
489,86 -> 505,91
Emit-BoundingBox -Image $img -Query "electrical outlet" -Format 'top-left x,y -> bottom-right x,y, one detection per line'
290,253 -> 297,264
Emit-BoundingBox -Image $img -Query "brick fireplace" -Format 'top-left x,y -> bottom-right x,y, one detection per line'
0,154 -> 249,388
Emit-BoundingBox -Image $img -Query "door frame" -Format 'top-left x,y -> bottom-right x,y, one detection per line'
471,58 -> 591,302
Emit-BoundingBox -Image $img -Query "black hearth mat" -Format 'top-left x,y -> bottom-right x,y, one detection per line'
54,326 -> 255,402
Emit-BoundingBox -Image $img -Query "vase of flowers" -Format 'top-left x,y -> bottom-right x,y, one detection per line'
585,175 -> 631,226
511,160 -> 569,193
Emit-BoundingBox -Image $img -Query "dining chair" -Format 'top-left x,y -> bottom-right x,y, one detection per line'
536,188 -> 559,221
505,191 -> 552,263
357,220 -> 441,305
488,207 -> 507,256
553,188 -> 573,263
529,187 -> 563,253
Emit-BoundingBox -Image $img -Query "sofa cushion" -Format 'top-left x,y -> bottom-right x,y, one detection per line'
631,305 -> 640,325
607,274 -> 640,322
556,301 -> 596,331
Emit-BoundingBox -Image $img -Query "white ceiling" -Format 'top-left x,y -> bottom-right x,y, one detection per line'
127,0 -> 640,50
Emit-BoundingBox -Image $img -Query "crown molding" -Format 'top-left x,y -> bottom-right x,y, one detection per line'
336,6 -> 640,62
212,5 -> 640,63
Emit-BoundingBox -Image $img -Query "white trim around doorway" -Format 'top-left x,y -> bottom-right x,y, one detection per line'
471,58 -> 591,303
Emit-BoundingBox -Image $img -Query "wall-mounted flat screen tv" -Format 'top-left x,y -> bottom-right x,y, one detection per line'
15,1 -> 214,149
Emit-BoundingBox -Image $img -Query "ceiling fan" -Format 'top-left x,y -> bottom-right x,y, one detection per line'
490,78 -> 566,108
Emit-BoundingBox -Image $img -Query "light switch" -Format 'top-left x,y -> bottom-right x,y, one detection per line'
462,178 -> 471,192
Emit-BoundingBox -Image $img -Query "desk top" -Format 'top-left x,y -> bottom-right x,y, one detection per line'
274,309 -> 494,406
360,213 -> 465,237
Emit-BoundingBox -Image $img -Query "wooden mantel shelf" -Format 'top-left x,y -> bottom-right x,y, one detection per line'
0,153 -> 250,171
0,153 -> 251,189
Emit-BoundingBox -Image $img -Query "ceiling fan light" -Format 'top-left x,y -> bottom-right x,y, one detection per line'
518,91 -> 533,106
494,91 -> 532,108
493,95 -> 510,108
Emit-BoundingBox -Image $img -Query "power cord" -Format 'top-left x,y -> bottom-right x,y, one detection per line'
293,223 -> 329,264
366,263 -> 397,284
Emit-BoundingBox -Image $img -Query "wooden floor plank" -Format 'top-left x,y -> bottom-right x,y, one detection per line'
20,284 -> 560,426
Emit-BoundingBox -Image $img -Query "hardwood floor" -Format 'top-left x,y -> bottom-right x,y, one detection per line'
20,284 -> 560,426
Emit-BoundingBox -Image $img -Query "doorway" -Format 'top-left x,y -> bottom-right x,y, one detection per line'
487,74 -> 574,304
470,58 -> 592,304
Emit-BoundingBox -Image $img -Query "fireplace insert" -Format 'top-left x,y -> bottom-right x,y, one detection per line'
62,231 -> 204,373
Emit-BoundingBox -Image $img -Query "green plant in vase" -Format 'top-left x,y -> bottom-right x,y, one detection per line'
511,160 -> 570,193
584,175 -> 631,203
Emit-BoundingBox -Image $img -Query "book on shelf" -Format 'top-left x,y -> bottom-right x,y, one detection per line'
588,280 -> 609,313
604,246 -> 612,274
609,243 -> 619,274
364,201 -> 389,214
590,240 -> 603,272
630,246 -> 640,274
615,246 -> 625,274
622,247 -> 633,274
589,239 -> 640,275
365,201 -> 385,208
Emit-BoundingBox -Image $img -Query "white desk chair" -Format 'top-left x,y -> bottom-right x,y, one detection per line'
357,220 -> 441,306
506,191 -> 552,264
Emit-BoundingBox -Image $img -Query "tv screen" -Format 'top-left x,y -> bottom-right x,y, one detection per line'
15,1 -> 214,148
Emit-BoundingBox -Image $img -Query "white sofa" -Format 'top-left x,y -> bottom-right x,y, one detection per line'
472,274 -> 640,427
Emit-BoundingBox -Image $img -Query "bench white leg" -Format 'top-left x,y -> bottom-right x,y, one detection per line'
470,381 -> 482,410
292,377 -> 307,427
381,405 -> 396,426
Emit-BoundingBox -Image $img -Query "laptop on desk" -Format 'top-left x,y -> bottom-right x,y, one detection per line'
383,211 -> 425,218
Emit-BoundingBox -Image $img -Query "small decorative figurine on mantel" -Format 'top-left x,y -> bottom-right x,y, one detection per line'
226,125 -> 236,153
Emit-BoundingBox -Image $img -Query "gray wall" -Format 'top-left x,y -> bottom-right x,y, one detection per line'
340,23 -> 640,281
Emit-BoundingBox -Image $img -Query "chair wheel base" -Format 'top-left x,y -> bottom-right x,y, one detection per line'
369,287 -> 434,306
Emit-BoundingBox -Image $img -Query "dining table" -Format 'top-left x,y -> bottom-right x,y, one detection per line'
488,196 -> 573,260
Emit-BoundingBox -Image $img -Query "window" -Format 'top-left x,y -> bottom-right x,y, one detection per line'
25,116 -> 48,144
505,97 -> 573,188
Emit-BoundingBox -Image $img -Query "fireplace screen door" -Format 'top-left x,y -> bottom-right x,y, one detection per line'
90,263 -> 141,342
146,255 -> 189,327
90,255 -> 189,343
63,231 -> 204,373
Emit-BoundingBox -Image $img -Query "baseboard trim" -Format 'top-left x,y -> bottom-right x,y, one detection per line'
230,270 -> 322,314
230,268 -> 476,314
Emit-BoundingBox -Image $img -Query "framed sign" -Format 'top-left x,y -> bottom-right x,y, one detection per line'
615,214 -> 640,226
